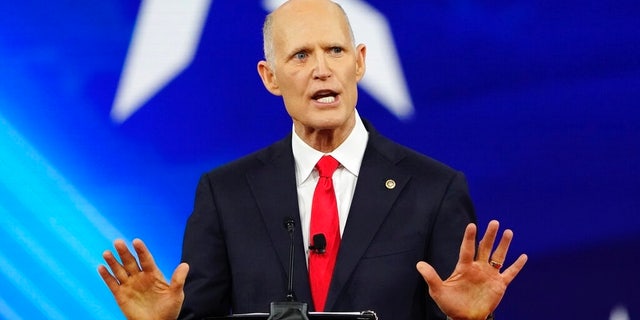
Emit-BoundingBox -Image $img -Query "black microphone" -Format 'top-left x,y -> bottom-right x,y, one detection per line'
308,233 -> 327,254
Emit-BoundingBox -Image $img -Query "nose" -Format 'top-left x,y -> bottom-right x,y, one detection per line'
312,54 -> 332,80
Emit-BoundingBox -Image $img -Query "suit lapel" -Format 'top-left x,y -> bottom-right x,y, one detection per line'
325,131 -> 411,311
246,136 -> 313,304
243,124 -> 411,310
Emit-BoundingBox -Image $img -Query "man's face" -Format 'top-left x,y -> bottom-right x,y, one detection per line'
259,0 -> 366,137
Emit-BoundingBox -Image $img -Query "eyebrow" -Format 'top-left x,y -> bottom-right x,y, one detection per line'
287,45 -> 310,56
287,42 -> 346,55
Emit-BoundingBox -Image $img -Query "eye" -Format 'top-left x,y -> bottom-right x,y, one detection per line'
294,51 -> 308,60
329,47 -> 344,55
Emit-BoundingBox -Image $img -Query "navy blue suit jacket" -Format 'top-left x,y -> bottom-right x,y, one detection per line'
178,121 -> 476,320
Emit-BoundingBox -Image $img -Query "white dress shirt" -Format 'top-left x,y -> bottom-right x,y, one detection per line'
292,110 -> 369,261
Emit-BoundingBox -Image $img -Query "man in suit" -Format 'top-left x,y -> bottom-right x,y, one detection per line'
98,0 -> 528,319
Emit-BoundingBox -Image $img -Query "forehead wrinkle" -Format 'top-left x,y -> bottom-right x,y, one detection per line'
289,40 -> 347,52
266,0 -> 357,65
274,20 -> 353,50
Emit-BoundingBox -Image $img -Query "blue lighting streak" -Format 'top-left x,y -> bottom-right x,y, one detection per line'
0,295 -> 24,320
0,113 -> 125,319
0,249 -> 67,320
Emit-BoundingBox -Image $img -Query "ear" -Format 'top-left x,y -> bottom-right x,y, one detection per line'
257,60 -> 282,96
355,44 -> 367,82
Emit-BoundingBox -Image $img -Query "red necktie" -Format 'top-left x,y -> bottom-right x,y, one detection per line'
308,155 -> 341,311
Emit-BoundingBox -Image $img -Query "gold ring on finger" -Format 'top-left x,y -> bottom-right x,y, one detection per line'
489,260 -> 503,269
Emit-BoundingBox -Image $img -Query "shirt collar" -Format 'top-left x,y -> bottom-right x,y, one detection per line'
292,110 -> 369,186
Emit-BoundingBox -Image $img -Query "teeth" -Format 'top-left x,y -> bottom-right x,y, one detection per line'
316,96 -> 335,103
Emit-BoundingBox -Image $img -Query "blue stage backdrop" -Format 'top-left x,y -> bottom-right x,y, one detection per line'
1,0 -> 638,319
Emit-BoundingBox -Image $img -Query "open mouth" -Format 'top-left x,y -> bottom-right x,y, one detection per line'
312,90 -> 338,104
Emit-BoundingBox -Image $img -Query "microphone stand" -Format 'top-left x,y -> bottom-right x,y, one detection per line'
204,218 -> 378,320
267,218 -> 310,320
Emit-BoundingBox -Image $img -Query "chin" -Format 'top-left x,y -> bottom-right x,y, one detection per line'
315,115 -> 352,130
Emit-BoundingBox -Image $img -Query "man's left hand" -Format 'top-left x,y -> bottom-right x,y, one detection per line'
417,220 -> 528,320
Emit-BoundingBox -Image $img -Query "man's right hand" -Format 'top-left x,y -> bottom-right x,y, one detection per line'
98,239 -> 189,320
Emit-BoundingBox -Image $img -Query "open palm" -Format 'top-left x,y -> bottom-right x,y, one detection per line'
98,239 -> 189,320
417,221 -> 528,320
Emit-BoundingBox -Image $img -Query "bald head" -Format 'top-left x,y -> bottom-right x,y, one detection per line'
255,0 -> 367,151
262,0 -> 355,66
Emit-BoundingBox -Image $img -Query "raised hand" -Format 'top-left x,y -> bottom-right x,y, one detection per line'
417,220 -> 528,320
98,239 -> 189,320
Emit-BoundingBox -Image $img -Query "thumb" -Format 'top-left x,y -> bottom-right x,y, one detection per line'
416,261 -> 442,292
170,263 -> 190,291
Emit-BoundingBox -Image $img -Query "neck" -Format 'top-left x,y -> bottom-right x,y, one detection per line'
294,118 -> 355,153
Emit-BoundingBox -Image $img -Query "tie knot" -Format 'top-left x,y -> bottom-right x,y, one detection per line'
316,155 -> 339,178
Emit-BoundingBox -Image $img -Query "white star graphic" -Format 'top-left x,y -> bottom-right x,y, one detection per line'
111,0 -> 213,123
112,0 -> 414,123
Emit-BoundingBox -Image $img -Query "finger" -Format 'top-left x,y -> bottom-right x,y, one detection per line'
97,265 -> 121,293
501,254 -> 528,285
170,263 -> 190,292
132,238 -> 158,272
416,261 -> 443,294
114,239 -> 141,275
476,220 -> 499,261
489,229 -> 513,266
458,223 -> 477,265
102,249 -> 129,283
